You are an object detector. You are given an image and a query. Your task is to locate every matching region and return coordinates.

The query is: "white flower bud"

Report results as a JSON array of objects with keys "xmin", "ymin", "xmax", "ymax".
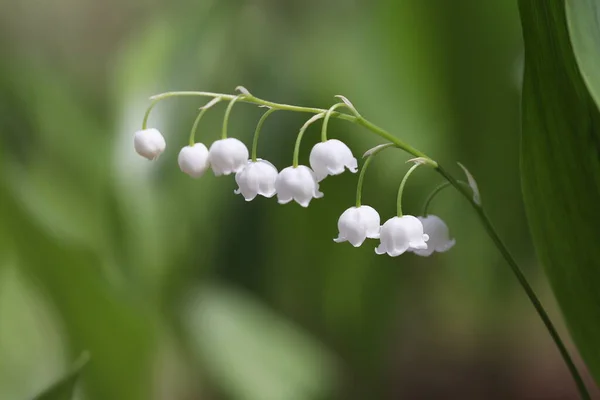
[
  {"xmin": 375, "ymin": 215, "xmax": 429, "ymax": 257},
  {"xmin": 309, "ymin": 139, "xmax": 358, "ymax": 181},
  {"xmin": 178, "ymin": 143, "xmax": 210, "ymax": 178},
  {"xmin": 234, "ymin": 159, "xmax": 278, "ymax": 201},
  {"xmin": 208, "ymin": 138, "xmax": 249, "ymax": 176},
  {"xmin": 334, "ymin": 206, "xmax": 381, "ymax": 247},
  {"xmin": 412, "ymin": 215, "xmax": 455, "ymax": 257},
  {"xmin": 134, "ymin": 128, "xmax": 166, "ymax": 160},
  {"xmin": 275, "ymin": 165, "xmax": 323, "ymax": 207}
]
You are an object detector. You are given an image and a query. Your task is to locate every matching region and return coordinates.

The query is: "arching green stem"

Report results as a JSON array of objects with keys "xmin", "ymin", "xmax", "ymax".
[
  {"xmin": 189, "ymin": 98, "xmax": 222, "ymax": 146},
  {"xmin": 221, "ymin": 95, "xmax": 243, "ymax": 139},
  {"xmin": 293, "ymin": 113, "xmax": 325, "ymax": 168},
  {"xmin": 356, "ymin": 156, "xmax": 375, "ymax": 208},
  {"xmin": 396, "ymin": 163, "xmax": 422, "ymax": 217},
  {"xmin": 251, "ymin": 108, "xmax": 277, "ymax": 162},
  {"xmin": 142, "ymin": 99, "xmax": 160, "ymax": 130},
  {"xmin": 356, "ymin": 143, "xmax": 397, "ymax": 207},
  {"xmin": 422, "ymin": 180, "xmax": 470, "ymax": 216},
  {"xmin": 144, "ymin": 91, "xmax": 434, "ymax": 164},
  {"xmin": 321, "ymin": 103, "xmax": 348, "ymax": 142}
]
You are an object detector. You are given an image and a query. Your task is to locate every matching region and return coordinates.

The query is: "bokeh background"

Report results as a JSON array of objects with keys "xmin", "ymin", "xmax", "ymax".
[{"xmin": 0, "ymin": 0, "xmax": 594, "ymax": 399}]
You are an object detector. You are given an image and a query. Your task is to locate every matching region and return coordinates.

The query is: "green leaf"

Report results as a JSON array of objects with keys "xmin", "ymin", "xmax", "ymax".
[
  {"xmin": 184, "ymin": 284, "xmax": 337, "ymax": 400},
  {"xmin": 519, "ymin": 0, "xmax": 600, "ymax": 386},
  {"xmin": 566, "ymin": 0, "xmax": 600, "ymax": 108},
  {"xmin": 32, "ymin": 352, "xmax": 90, "ymax": 400}
]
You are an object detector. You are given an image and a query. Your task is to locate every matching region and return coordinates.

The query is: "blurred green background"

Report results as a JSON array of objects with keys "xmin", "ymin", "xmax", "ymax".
[{"xmin": 0, "ymin": 0, "xmax": 593, "ymax": 399}]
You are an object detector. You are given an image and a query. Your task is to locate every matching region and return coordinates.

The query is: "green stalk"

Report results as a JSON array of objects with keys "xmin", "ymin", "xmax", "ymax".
[
  {"xmin": 221, "ymin": 95, "xmax": 243, "ymax": 139},
  {"xmin": 189, "ymin": 103, "xmax": 219, "ymax": 146},
  {"xmin": 251, "ymin": 108, "xmax": 277, "ymax": 162},
  {"xmin": 421, "ymin": 180, "xmax": 471, "ymax": 216},
  {"xmin": 143, "ymin": 91, "xmax": 434, "ymax": 165},
  {"xmin": 356, "ymin": 143, "xmax": 397, "ymax": 207},
  {"xmin": 292, "ymin": 113, "xmax": 324, "ymax": 168},
  {"xmin": 396, "ymin": 163, "xmax": 421, "ymax": 217},
  {"xmin": 321, "ymin": 103, "xmax": 347, "ymax": 142}
]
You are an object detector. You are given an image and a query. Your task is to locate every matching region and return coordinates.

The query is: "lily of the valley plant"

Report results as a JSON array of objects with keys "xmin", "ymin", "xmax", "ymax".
[{"xmin": 135, "ymin": 86, "xmax": 591, "ymax": 399}]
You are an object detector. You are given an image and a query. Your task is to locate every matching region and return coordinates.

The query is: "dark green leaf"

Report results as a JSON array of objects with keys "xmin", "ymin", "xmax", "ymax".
[
  {"xmin": 32, "ymin": 352, "xmax": 90, "ymax": 400},
  {"xmin": 519, "ymin": 0, "xmax": 600, "ymax": 385}
]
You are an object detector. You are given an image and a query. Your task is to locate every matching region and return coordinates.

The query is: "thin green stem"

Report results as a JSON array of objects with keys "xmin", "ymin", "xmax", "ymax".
[
  {"xmin": 436, "ymin": 165, "xmax": 590, "ymax": 400},
  {"xmin": 356, "ymin": 143, "xmax": 397, "ymax": 207},
  {"xmin": 321, "ymin": 103, "xmax": 347, "ymax": 142},
  {"xmin": 188, "ymin": 99, "xmax": 222, "ymax": 146},
  {"xmin": 251, "ymin": 108, "xmax": 277, "ymax": 162},
  {"xmin": 142, "ymin": 100, "xmax": 160, "ymax": 130},
  {"xmin": 149, "ymin": 91, "xmax": 327, "ymax": 113},
  {"xmin": 221, "ymin": 95, "xmax": 243, "ymax": 139},
  {"xmin": 355, "ymin": 117, "xmax": 433, "ymax": 164},
  {"xmin": 396, "ymin": 163, "xmax": 421, "ymax": 217},
  {"xmin": 422, "ymin": 180, "xmax": 470, "ymax": 216},
  {"xmin": 356, "ymin": 156, "xmax": 374, "ymax": 207},
  {"xmin": 145, "ymin": 91, "xmax": 436, "ymax": 165},
  {"xmin": 293, "ymin": 113, "xmax": 325, "ymax": 168}
]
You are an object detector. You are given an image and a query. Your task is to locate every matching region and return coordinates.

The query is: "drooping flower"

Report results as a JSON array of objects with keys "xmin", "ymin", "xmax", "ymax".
[
  {"xmin": 412, "ymin": 215, "xmax": 455, "ymax": 257},
  {"xmin": 275, "ymin": 165, "xmax": 323, "ymax": 207},
  {"xmin": 208, "ymin": 138, "xmax": 249, "ymax": 176},
  {"xmin": 375, "ymin": 215, "xmax": 429, "ymax": 257},
  {"xmin": 333, "ymin": 206, "xmax": 381, "ymax": 247},
  {"xmin": 309, "ymin": 139, "xmax": 358, "ymax": 181},
  {"xmin": 234, "ymin": 159, "xmax": 278, "ymax": 201},
  {"xmin": 134, "ymin": 128, "xmax": 166, "ymax": 160},
  {"xmin": 178, "ymin": 143, "xmax": 210, "ymax": 178}
]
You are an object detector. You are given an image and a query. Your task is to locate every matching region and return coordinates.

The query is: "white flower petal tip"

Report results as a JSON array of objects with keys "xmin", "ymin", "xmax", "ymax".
[
  {"xmin": 208, "ymin": 138, "xmax": 249, "ymax": 176},
  {"xmin": 412, "ymin": 215, "xmax": 456, "ymax": 257},
  {"xmin": 309, "ymin": 139, "xmax": 358, "ymax": 182},
  {"xmin": 274, "ymin": 165, "xmax": 323, "ymax": 207},
  {"xmin": 333, "ymin": 205, "xmax": 381, "ymax": 247},
  {"xmin": 234, "ymin": 159, "xmax": 278, "ymax": 201},
  {"xmin": 375, "ymin": 215, "xmax": 429, "ymax": 257},
  {"xmin": 134, "ymin": 128, "xmax": 166, "ymax": 160},
  {"xmin": 178, "ymin": 143, "xmax": 210, "ymax": 178}
]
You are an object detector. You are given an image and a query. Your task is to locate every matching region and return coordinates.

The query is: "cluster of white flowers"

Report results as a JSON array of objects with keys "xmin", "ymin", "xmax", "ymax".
[
  {"xmin": 134, "ymin": 106, "xmax": 455, "ymax": 257},
  {"xmin": 334, "ymin": 207, "xmax": 454, "ymax": 257},
  {"xmin": 133, "ymin": 128, "xmax": 356, "ymax": 207}
]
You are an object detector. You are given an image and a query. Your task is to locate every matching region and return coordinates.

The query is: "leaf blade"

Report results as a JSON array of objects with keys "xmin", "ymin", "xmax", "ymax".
[
  {"xmin": 566, "ymin": 0, "xmax": 600, "ymax": 108},
  {"xmin": 519, "ymin": 0, "xmax": 600, "ymax": 386},
  {"xmin": 33, "ymin": 352, "xmax": 90, "ymax": 400}
]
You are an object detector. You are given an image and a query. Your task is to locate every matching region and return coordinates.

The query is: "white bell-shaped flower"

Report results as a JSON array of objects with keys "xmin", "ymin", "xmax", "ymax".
[
  {"xmin": 178, "ymin": 143, "xmax": 210, "ymax": 178},
  {"xmin": 234, "ymin": 159, "xmax": 278, "ymax": 201},
  {"xmin": 333, "ymin": 206, "xmax": 381, "ymax": 247},
  {"xmin": 412, "ymin": 215, "xmax": 455, "ymax": 257},
  {"xmin": 375, "ymin": 215, "xmax": 429, "ymax": 257},
  {"xmin": 208, "ymin": 138, "xmax": 249, "ymax": 176},
  {"xmin": 134, "ymin": 128, "xmax": 166, "ymax": 160},
  {"xmin": 309, "ymin": 139, "xmax": 358, "ymax": 181},
  {"xmin": 275, "ymin": 165, "xmax": 323, "ymax": 207}
]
